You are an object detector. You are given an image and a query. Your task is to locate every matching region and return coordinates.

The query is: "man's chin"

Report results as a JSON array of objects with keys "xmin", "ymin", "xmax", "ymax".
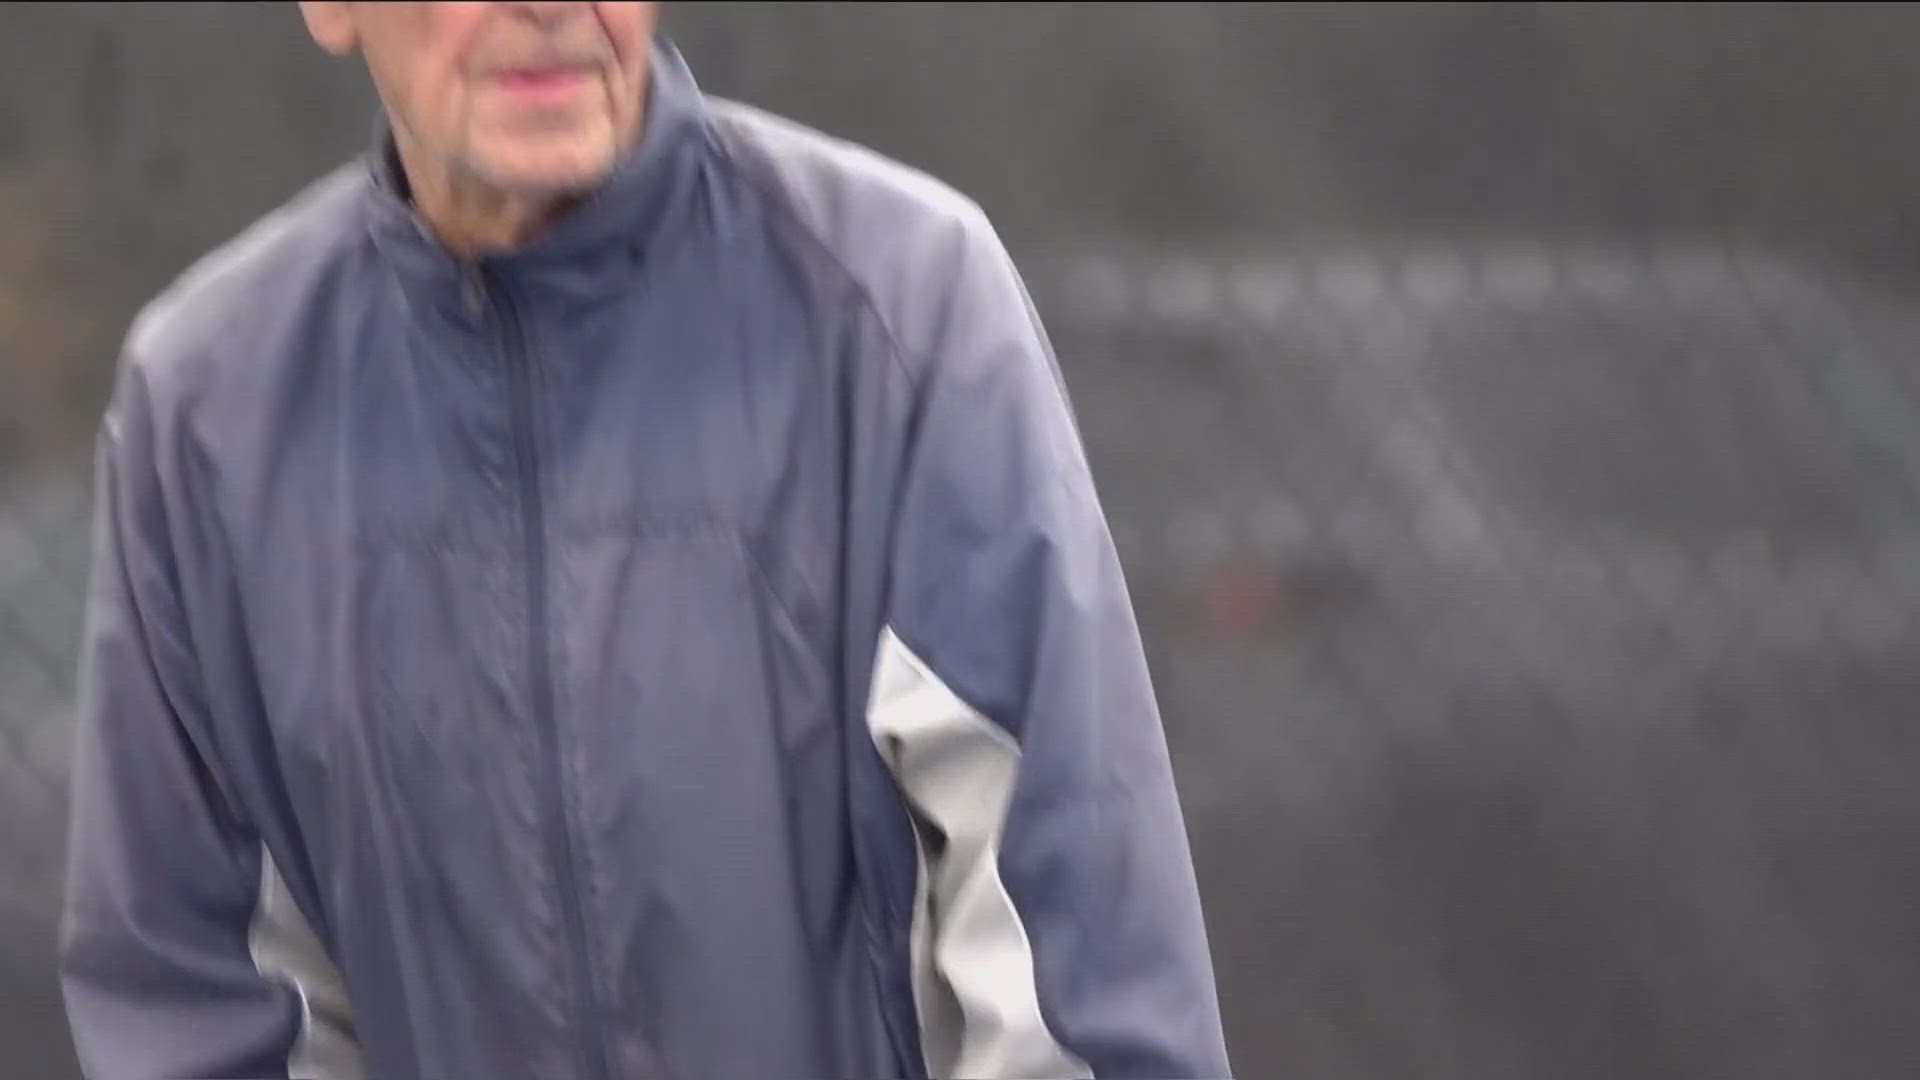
[
  {"xmin": 494, "ymin": 168, "xmax": 614, "ymax": 203},
  {"xmin": 473, "ymin": 148, "xmax": 619, "ymax": 203}
]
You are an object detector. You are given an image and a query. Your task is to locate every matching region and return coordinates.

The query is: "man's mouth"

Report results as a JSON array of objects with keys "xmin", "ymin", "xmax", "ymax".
[{"xmin": 493, "ymin": 65, "xmax": 591, "ymax": 104}]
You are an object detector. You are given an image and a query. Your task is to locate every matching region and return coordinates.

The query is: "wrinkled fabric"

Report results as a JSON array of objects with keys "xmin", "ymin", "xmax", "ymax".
[{"xmin": 60, "ymin": 40, "xmax": 1231, "ymax": 1080}]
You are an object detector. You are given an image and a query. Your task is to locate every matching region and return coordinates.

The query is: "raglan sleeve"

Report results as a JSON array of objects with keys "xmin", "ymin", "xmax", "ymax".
[
  {"xmin": 865, "ymin": 211, "xmax": 1235, "ymax": 1080},
  {"xmin": 59, "ymin": 370, "xmax": 320, "ymax": 1080}
]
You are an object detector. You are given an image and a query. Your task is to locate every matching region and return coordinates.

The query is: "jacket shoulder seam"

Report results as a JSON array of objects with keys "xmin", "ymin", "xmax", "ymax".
[{"xmin": 702, "ymin": 112, "xmax": 926, "ymax": 395}]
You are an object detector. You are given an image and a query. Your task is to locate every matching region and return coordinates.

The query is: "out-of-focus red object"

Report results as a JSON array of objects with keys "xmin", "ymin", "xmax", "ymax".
[{"xmin": 1201, "ymin": 559, "xmax": 1283, "ymax": 640}]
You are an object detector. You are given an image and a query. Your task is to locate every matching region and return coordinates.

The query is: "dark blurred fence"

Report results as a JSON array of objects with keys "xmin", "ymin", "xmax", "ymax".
[{"xmin": 7, "ymin": 5, "xmax": 1920, "ymax": 1079}]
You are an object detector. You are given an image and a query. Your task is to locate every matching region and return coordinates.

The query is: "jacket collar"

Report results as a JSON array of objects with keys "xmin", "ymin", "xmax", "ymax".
[{"xmin": 363, "ymin": 37, "xmax": 708, "ymax": 321}]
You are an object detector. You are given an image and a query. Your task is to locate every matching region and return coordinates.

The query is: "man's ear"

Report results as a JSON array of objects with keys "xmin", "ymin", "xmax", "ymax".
[{"xmin": 298, "ymin": 2, "xmax": 359, "ymax": 56}]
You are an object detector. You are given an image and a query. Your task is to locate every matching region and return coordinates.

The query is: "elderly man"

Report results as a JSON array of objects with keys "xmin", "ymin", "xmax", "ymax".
[{"xmin": 59, "ymin": 4, "xmax": 1231, "ymax": 1078}]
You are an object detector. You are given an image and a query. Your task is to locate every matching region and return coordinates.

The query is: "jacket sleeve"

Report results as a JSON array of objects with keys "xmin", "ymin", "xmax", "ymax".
[
  {"xmin": 59, "ymin": 384, "xmax": 318, "ymax": 1079},
  {"xmin": 864, "ymin": 216, "xmax": 1234, "ymax": 1079}
]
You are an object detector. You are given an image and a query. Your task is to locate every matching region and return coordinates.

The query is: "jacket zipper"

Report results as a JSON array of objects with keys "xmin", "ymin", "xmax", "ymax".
[{"xmin": 479, "ymin": 268, "xmax": 615, "ymax": 1080}]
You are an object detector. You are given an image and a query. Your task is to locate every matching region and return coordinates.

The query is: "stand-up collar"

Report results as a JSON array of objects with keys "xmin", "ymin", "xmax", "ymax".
[{"xmin": 364, "ymin": 37, "xmax": 709, "ymax": 319}]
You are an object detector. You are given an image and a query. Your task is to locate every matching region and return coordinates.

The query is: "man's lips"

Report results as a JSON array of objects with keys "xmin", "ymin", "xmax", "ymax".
[{"xmin": 492, "ymin": 66, "xmax": 591, "ymax": 103}]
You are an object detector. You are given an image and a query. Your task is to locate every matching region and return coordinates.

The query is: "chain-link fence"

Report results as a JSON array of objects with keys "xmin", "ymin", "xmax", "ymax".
[
  {"xmin": 0, "ymin": 460, "xmax": 87, "ymax": 921},
  {"xmin": 0, "ymin": 458, "xmax": 91, "ymax": 1079},
  {"xmin": 8, "ymin": 5, "xmax": 1920, "ymax": 1079},
  {"xmin": 1026, "ymin": 242, "xmax": 1920, "ymax": 1076}
]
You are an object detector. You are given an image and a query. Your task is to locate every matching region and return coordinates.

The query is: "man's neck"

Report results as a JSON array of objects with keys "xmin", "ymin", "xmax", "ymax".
[{"xmin": 394, "ymin": 137, "xmax": 573, "ymax": 259}]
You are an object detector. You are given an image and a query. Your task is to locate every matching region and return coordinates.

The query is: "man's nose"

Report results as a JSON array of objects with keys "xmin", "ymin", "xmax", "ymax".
[{"xmin": 502, "ymin": 2, "xmax": 591, "ymax": 30}]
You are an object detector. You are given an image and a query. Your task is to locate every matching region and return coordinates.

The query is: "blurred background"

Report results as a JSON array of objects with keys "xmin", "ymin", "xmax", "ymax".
[{"xmin": 6, "ymin": 4, "xmax": 1920, "ymax": 1078}]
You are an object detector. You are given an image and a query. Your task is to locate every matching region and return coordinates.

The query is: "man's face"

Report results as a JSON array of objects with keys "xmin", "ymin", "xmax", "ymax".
[{"xmin": 302, "ymin": 2, "xmax": 657, "ymax": 198}]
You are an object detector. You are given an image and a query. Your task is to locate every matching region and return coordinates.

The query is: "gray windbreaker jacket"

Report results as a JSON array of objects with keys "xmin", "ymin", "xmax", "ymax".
[{"xmin": 60, "ymin": 40, "xmax": 1231, "ymax": 1080}]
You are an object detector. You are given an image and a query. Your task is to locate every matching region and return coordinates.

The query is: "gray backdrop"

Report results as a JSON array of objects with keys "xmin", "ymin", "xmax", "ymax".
[{"xmin": 5, "ymin": 4, "xmax": 1920, "ymax": 1078}]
